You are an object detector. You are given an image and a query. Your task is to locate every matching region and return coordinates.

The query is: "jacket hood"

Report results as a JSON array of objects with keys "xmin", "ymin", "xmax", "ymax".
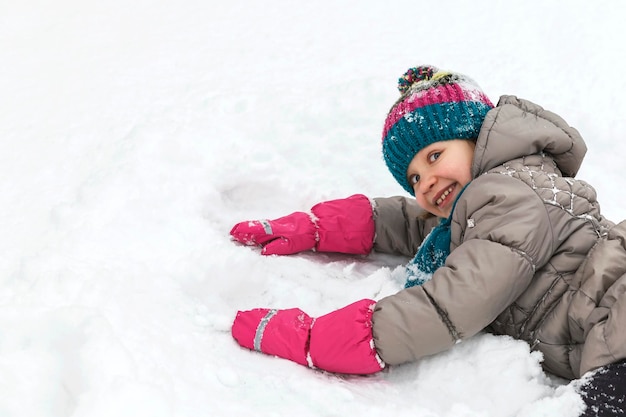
[{"xmin": 472, "ymin": 95, "xmax": 587, "ymax": 178}]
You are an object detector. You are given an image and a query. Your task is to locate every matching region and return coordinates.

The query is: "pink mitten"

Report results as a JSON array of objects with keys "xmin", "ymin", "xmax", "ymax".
[
  {"xmin": 232, "ymin": 299, "xmax": 385, "ymax": 375},
  {"xmin": 309, "ymin": 299, "xmax": 385, "ymax": 374},
  {"xmin": 231, "ymin": 307, "xmax": 313, "ymax": 366},
  {"xmin": 229, "ymin": 194, "xmax": 375, "ymax": 256}
]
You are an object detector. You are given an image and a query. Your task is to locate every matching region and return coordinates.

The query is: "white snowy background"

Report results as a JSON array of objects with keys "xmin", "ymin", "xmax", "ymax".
[{"xmin": 1, "ymin": 1, "xmax": 625, "ymax": 416}]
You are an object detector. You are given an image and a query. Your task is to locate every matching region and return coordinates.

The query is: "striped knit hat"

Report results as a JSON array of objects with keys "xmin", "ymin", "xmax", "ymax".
[{"xmin": 382, "ymin": 65, "xmax": 494, "ymax": 195}]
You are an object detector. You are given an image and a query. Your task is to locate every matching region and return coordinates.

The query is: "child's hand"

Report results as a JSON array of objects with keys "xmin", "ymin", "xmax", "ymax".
[
  {"xmin": 229, "ymin": 211, "xmax": 317, "ymax": 255},
  {"xmin": 229, "ymin": 194, "xmax": 376, "ymax": 256},
  {"xmin": 231, "ymin": 299, "xmax": 385, "ymax": 374}
]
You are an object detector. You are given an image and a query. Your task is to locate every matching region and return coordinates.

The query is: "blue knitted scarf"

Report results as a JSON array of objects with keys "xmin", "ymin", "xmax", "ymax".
[{"xmin": 404, "ymin": 185, "xmax": 468, "ymax": 288}]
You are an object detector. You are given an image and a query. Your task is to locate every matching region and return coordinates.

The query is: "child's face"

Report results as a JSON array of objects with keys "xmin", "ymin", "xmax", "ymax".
[{"xmin": 406, "ymin": 139, "xmax": 475, "ymax": 218}]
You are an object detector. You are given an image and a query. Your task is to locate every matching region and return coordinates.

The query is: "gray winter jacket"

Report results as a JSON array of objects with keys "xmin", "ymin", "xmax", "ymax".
[{"xmin": 371, "ymin": 95, "xmax": 626, "ymax": 380}]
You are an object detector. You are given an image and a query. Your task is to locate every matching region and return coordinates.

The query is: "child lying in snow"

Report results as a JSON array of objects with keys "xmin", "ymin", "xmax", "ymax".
[{"xmin": 229, "ymin": 65, "xmax": 626, "ymax": 416}]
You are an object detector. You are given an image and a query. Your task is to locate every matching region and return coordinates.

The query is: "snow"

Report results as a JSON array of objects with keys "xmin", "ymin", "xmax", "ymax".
[{"xmin": 1, "ymin": 0, "xmax": 625, "ymax": 416}]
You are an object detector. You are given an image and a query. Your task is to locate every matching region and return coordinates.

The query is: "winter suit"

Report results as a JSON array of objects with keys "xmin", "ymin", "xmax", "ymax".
[{"xmin": 371, "ymin": 95, "xmax": 626, "ymax": 380}]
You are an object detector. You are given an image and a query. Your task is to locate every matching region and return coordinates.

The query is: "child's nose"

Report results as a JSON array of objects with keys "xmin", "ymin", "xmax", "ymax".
[{"xmin": 418, "ymin": 173, "xmax": 436, "ymax": 193}]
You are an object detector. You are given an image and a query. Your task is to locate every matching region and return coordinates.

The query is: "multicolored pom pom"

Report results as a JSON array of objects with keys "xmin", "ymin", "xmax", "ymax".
[{"xmin": 397, "ymin": 66, "xmax": 435, "ymax": 94}]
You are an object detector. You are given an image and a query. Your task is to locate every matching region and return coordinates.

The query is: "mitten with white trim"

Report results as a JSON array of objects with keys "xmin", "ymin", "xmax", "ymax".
[
  {"xmin": 229, "ymin": 194, "xmax": 375, "ymax": 255},
  {"xmin": 231, "ymin": 299, "xmax": 385, "ymax": 375}
]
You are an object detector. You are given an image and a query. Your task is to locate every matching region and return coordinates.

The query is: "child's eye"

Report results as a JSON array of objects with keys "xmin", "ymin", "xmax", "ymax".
[
  {"xmin": 428, "ymin": 152, "xmax": 441, "ymax": 162},
  {"xmin": 408, "ymin": 174, "xmax": 420, "ymax": 185}
]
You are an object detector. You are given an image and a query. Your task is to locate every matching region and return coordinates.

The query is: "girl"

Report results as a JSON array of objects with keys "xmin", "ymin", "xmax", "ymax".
[{"xmin": 229, "ymin": 66, "xmax": 626, "ymax": 416}]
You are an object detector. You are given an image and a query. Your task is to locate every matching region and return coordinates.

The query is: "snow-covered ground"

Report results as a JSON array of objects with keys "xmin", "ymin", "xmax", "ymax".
[{"xmin": 1, "ymin": 1, "xmax": 625, "ymax": 416}]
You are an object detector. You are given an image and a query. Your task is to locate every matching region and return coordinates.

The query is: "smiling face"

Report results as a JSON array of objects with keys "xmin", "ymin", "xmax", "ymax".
[{"xmin": 406, "ymin": 139, "xmax": 475, "ymax": 218}]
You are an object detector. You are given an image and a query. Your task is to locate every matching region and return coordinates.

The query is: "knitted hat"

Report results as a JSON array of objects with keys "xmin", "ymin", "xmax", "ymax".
[{"xmin": 382, "ymin": 65, "xmax": 494, "ymax": 195}]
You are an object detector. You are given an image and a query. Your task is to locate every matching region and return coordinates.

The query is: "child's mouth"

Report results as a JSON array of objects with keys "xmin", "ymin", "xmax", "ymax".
[{"xmin": 436, "ymin": 185, "xmax": 455, "ymax": 207}]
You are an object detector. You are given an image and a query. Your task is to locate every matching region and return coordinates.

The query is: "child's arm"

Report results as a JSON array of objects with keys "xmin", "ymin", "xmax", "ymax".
[
  {"xmin": 229, "ymin": 194, "xmax": 375, "ymax": 255},
  {"xmin": 371, "ymin": 175, "xmax": 555, "ymax": 366},
  {"xmin": 372, "ymin": 196, "xmax": 440, "ymax": 256},
  {"xmin": 230, "ymin": 195, "xmax": 438, "ymax": 257}
]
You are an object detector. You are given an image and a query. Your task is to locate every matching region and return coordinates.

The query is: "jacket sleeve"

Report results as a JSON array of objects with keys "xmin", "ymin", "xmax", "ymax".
[
  {"xmin": 372, "ymin": 196, "xmax": 440, "ymax": 256},
  {"xmin": 371, "ymin": 174, "xmax": 556, "ymax": 365}
]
